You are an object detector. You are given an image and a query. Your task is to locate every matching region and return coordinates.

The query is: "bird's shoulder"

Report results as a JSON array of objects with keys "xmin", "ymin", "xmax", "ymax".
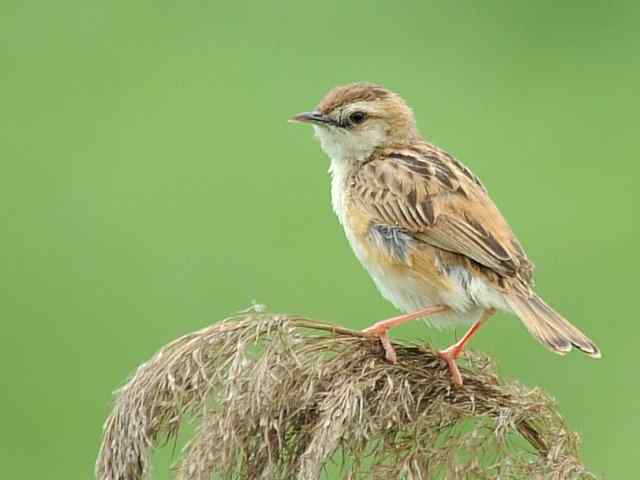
[{"xmin": 349, "ymin": 141, "xmax": 535, "ymax": 286}]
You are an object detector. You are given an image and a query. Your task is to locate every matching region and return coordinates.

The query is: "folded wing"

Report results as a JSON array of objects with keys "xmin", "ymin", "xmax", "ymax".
[{"xmin": 351, "ymin": 143, "xmax": 534, "ymax": 286}]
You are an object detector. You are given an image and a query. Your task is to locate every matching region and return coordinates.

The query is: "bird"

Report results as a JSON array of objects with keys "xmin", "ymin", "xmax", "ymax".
[{"xmin": 289, "ymin": 83, "xmax": 600, "ymax": 386}]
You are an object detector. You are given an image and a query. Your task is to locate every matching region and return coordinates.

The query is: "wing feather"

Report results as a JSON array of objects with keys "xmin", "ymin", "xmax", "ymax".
[{"xmin": 352, "ymin": 143, "xmax": 534, "ymax": 284}]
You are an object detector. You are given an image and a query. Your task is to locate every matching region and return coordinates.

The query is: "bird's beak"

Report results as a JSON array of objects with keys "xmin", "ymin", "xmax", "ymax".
[{"xmin": 288, "ymin": 111, "xmax": 334, "ymax": 126}]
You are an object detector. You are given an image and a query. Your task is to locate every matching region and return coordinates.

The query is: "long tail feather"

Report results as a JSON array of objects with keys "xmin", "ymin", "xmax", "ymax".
[{"xmin": 506, "ymin": 293, "xmax": 601, "ymax": 358}]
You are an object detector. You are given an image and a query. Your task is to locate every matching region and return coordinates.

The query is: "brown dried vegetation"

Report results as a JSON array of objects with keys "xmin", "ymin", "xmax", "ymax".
[{"xmin": 96, "ymin": 307, "xmax": 596, "ymax": 480}]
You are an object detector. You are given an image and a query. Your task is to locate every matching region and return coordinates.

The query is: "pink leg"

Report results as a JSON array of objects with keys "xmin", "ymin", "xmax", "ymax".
[
  {"xmin": 438, "ymin": 308, "xmax": 496, "ymax": 386},
  {"xmin": 363, "ymin": 305, "xmax": 449, "ymax": 363}
]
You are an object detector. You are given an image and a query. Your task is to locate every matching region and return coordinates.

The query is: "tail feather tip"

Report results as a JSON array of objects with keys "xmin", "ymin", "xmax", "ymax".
[
  {"xmin": 583, "ymin": 345, "xmax": 602, "ymax": 359},
  {"xmin": 508, "ymin": 293, "xmax": 602, "ymax": 360}
]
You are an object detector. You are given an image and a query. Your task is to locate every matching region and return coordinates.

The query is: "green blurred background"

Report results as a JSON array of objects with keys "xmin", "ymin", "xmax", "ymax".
[{"xmin": 1, "ymin": 1, "xmax": 638, "ymax": 478}]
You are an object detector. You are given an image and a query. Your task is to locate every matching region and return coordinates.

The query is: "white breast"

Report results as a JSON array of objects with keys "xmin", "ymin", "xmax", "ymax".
[
  {"xmin": 329, "ymin": 157, "xmax": 371, "ymax": 271},
  {"xmin": 328, "ymin": 159, "xmax": 349, "ymax": 225}
]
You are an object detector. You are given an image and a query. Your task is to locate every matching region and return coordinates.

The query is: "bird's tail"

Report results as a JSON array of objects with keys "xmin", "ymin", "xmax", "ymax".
[{"xmin": 505, "ymin": 293, "xmax": 601, "ymax": 358}]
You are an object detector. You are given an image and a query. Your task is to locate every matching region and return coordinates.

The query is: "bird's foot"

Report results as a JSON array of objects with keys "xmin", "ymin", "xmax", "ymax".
[
  {"xmin": 438, "ymin": 345, "xmax": 464, "ymax": 387},
  {"xmin": 362, "ymin": 324, "xmax": 397, "ymax": 364}
]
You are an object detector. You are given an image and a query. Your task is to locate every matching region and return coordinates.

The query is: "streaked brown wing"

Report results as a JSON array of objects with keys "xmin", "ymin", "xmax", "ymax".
[{"xmin": 351, "ymin": 143, "xmax": 534, "ymax": 284}]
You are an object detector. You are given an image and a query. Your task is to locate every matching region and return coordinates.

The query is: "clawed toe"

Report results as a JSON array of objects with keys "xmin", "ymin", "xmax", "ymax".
[
  {"xmin": 362, "ymin": 325, "xmax": 397, "ymax": 364},
  {"xmin": 379, "ymin": 333, "xmax": 397, "ymax": 363},
  {"xmin": 438, "ymin": 349, "xmax": 464, "ymax": 386}
]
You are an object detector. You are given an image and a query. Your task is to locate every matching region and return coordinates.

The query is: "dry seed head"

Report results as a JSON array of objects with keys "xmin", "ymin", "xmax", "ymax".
[{"xmin": 96, "ymin": 307, "xmax": 596, "ymax": 480}]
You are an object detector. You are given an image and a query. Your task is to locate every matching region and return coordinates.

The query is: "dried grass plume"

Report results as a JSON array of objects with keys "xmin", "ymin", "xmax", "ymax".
[{"xmin": 96, "ymin": 306, "xmax": 596, "ymax": 479}]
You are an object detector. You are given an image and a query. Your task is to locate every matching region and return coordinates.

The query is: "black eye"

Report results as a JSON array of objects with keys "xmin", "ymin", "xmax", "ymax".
[{"xmin": 349, "ymin": 111, "xmax": 367, "ymax": 125}]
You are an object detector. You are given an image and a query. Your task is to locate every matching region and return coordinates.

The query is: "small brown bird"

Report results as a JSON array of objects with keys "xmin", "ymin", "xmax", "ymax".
[{"xmin": 289, "ymin": 83, "xmax": 600, "ymax": 385}]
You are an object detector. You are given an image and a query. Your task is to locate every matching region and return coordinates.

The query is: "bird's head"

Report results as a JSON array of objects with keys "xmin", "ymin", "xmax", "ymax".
[{"xmin": 290, "ymin": 83, "xmax": 418, "ymax": 164}]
